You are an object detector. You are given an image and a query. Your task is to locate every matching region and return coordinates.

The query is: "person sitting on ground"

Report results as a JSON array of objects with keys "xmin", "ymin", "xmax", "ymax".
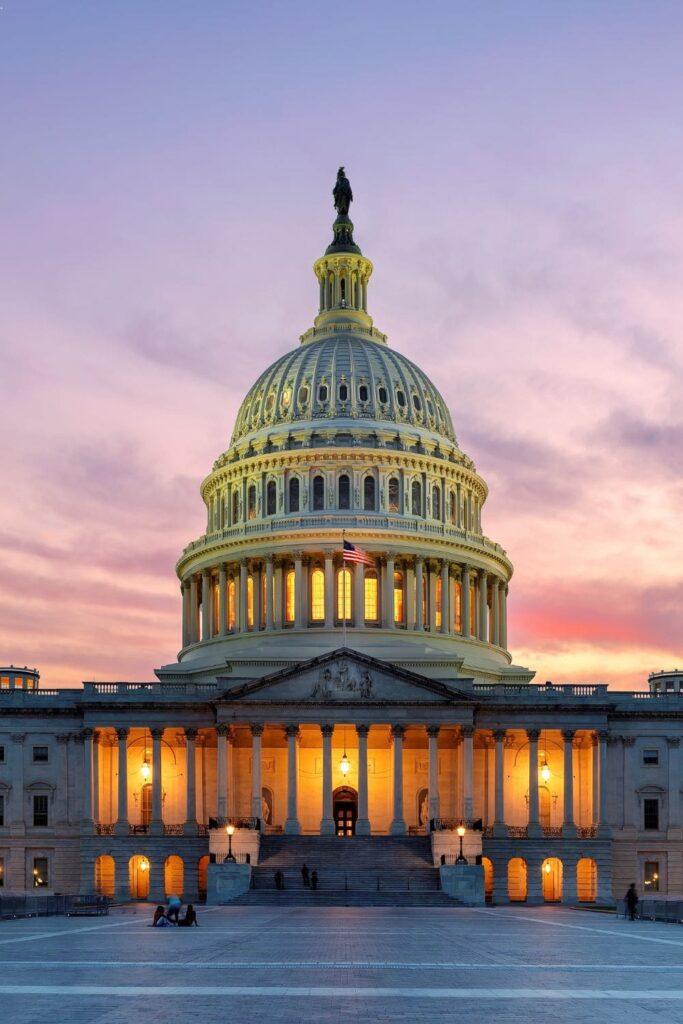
[
  {"xmin": 153, "ymin": 905, "xmax": 174, "ymax": 927},
  {"xmin": 178, "ymin": 903, "xmax": 198, "ymax": 927}
]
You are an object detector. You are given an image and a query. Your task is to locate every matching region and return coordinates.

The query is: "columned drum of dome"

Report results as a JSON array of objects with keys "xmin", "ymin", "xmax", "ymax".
[{"xmin": 169, "ymin": 172, "xmax": 530, "ymax": 686}]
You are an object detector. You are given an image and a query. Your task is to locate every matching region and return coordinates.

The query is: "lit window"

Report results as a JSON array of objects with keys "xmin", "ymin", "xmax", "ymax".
[
  {"xmin": 338, "ymin": 474, "xmax": 350, "ymax": 509},
  {"xmin": 261, "ymin": 572, "xmax": 267, "ymax": 628},
  {"xmin": 32, "ymin": 746, "xmax": 48, "ymax": 763},
  {"xmin": 266, "ymin": 481, "xmax": 276, "ymax": 516},
  {"xmin": 393, "ymin": 571, "xmax": 404, "ymax": 624},
  {"xmin": 33, "ymin": 856, "xmax": 48, "ymax": 888},
  {"xmin": 289, "ymin": 477, "xmax": 300, "ymax": 513},
  {"xmin": 388, "ymin": 477, "xmax": 399, "ymax": 512},
  {"xmin": 1, "ymin": 676, "xmax": 10, "ymax": 689},
  {"xmin": 435, "ymin": 576, "xmax": 442, "ymax": 629},
  {"xmin": 248, "ymin": 485, "xmax": 257, "ymax": 520},
  {"xmin": 363, "ymin": 476, "xmax": 376, "ymax": 511},
  {"xmin": 33, "ymin": 795, "xmax": 48, "ymax": 827},
  {"xmin": 454, "ymin": 580, "xmax": 462, "ymax": 632},
  {"xmin": 364, "ymin": 572, "xmax": 378, "ymax": 622},
  {"xmin": 281, "ymin": 387, "xmax": 291, "ymax": 410},
  {"xmin": 432, "ymin": 485, "xmax": 440, "ymax": 520},
  {"xmin": 337, "ymin": 568, "xmax": 352, "ymax": 621},
  {"xmin": 247, "ymin": 575, "xmax": 254, "ymax": 628},
  {"xmin": 265, "ymin": 392, "xmax": 275, "ymax": 415},
  {"xmin": 313, "ymin": 475, "xmax": 325, "ymax": 511},
  {"xmin": 643, "ymin": 799, "xmax": 660, "ymax": 830},
  {"xmin": 643, "ymin": 749, "xmax": 659, "ymax": 766},
  {"xmin": 411, "ymin": 481, "xmax": 421, "ymax": 516},
  {"xmin": 643, "ymin": 860, "xmax": 660, "ymax": 892},
  {"xmin": 311, "ymin": 568, "xmax": 325, "ymax": 622},
  {"xmin": 228, "ymin": 579, "xmax": 236, "ymax": 630},
  {"xmin": 285, "ymin": 570, "xmax": 296, "ymax": 623}
]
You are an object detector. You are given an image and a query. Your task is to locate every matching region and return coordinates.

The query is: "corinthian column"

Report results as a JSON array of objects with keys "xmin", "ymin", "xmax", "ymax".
[
  {"xmin": 390, "ymin": 726, "xmax": 406, "ymax": 834},
  {"xmin": 114, "ymin": 728, "xmax": 129, "ymax": 835},
  {"xmin": 320, "ymin": 725, "xmax": 335, "ymax": 835},
  {"xmin": 460, "ymin": 565, "xmax": 471, "ymax": 638},
  {"xmin": 477, "ymin": 570, "xmax": 487, "ymax": 641},
  {"xmin": 562, "ymin": 730, "xmax": 575, "ymax": 837},
  {"xmin": 427, "ymin": 726, "xmax": 440, "ymax": 821},
  {"xmin": 356, "ymin": 725, "xmax": 371, "ymax": 835},
  {"xmin": 527, "ymin": 728, "xmax": 541, "ymax": 837},
  {"xmin": 285, "ymin": 725, "xmax": 301, "ymax": 834},
  {"xmin": 150, "ymin": 727, "xmax": 164, "ymax": 836},
  {"xmin": 184, "ymin": 728, "xmax": 198, "ymax": 834}
]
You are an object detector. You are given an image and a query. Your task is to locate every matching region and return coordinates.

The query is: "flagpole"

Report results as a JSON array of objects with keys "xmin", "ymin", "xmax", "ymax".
[{"xmin": 342, "ymin": 528, "xmax": 347, "ymax": 647}]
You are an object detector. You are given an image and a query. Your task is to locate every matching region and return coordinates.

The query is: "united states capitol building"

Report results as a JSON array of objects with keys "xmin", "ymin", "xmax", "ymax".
[{"xmin": 1, "ymin": 172, "xmax": 682, "ymax": 906}]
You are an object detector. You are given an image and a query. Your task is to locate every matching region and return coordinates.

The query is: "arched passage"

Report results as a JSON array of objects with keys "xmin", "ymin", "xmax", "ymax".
[
  {"xmin": 508, "ymin": 857, "xmax": 527, "ymax": 902},
  {"xmin": 542, "ymin": 857, "xmax": 563, "ymax": 902},
  {"xmin": 129, "ymin": 855, "xmax": 150, "ymax": 899},
  {"xmin": 94, "ymin": 855, "xmax": 115, "ymax": 898},
  {"xmin": 164, "ymin": 855, "xmax": 184, "ymax": 899},
  {"xmin": 482, "ymin": 857, "xmax": 494, "ymax": 903},
  {"xmin": 198, "ymin": 855, "xmax": 209, "ymax": 902},
  {"xmin": 577, "ymin": 858, "xmax": 597, "ymax": 902}
]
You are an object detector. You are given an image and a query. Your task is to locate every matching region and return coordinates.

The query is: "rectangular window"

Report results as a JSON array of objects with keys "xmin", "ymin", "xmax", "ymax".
[
  {"xmin": 0, "ymin": 856, "xmax": 4, "ymax": 887},
  {"xmin": 0, "ymin": 794, "xmax": 4, "ymax": 826},
  {"xmin": 32, "ymin": 746, "xmax": 49, "ymax": 763},
  {"xmin": 643, "ymin": 860, "xmax": 660, "ymax": 892},
  {"xmin": 33, "ymin": 795, "xmax": 48, "ymax": 827},
  {"xmin": 33, "ymin": 856, "xmax": 48, "ymax": 888},
  {"xmin": 0, "ymin": 677, "xmax": 9, "ymax": 689},
  {"xmin": 0, "ymin": 745, "xmax": 4, "ymax": 763},
  {"xmin": 642, "ymin": 749, "xmax": 659, "ymax": 766},
  {"xmin": 643, "ymin": 798, "xmax": 659, "ymax": 831}
]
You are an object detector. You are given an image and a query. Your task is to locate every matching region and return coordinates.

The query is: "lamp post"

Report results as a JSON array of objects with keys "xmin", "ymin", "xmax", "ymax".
[
  {"xmin": 226, "ymin": 823, "xmax": 236, "ymax": 863},
  {"xmin": 456, "ymin": 824, "xmax": 468, "ymax": 864}
]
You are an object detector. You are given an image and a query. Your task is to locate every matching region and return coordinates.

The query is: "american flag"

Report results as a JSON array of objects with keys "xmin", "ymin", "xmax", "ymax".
[{"xmin": 342, "ymin": 539, "xmax": 375, "ymax": 566}]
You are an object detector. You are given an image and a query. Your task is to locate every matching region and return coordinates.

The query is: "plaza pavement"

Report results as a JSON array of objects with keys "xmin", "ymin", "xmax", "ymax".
[{"xmin": 0, "ymin": 904, "xmax": 682, "ymax": 1023}]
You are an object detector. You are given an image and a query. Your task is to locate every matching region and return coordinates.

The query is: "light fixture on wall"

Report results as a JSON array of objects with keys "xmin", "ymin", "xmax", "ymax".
[
  {"xmin": 139, "ymin": 858, "xmax": 149, "ymax": 872},
  {"xmin": 141, "ymin": 729, "xmax": 151, "ymax": 781},
  {"xmin": 340, "ymin": 726, "xmax": 350, "ymax": 776}
]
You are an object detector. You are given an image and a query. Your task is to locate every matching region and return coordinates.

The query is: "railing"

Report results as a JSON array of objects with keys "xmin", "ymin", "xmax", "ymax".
[
  {"xmin": 197, "ymin": 824, "xmax": 209, "ymax": 838},
  {"xmin": 213, "ymin": 852, "xmax": 252, "ymax": 865},
  {"xmin": 576, "ymin": 825, "xmax": 598, "ymax": 839},
  {"xmin": 128, "ymin": 824, "xmax": 149, "ymax": 836},
  {"xmin": 0, "ymin": 894, "xmax": 109, "ymax": 920},
  {"xmin": 208, "ymin": 816, "xmax": 260, "ymax": 831},
  {"xmin": 542, "ymin": 826, "xmax": 563, "ymax": 838},
  {"xmin": 507, "ymin": 826, "xmax": 529, "ymax": 839},
  {"xmin": 432, "ymin": 818, "xmax": 483, "ymax": 831},
  {"xmin": 95, "ymin": 823, "xmax": 114, "ymax": 835},
  {"xmin": 82, "ymin": 681, "xmax": 219, "ymax": 696},
  {"xmin": 163, "ymin": 824, "xmax": 185, "ymax": 836},
  {"xmin": 471, "ymin": 683, "xmax": 609, "ymax": 697}
]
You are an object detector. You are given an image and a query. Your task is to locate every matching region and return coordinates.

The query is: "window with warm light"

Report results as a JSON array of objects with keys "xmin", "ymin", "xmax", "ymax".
[
  {"xmin": 285, "ymin": 569, "xmax": 296, "ymax": 623},
  {"xmin": 310, "ymin": 568, "xmax": 325, "ymax": 621},
  {"xmin": 454, "ymin": 580, "xmax": 462, "ymax": 632},
  {"xmin": 261, "ymin": 572, "xmax": 268, "ymax": 627},
  {"xmin": 393, "ymin": 571, "xmax": 404, "ymax": 624},
  {"xmin": 227, "ymin": 579, "xmax": 235, "ymax": 629},
  {"xmin": 643, "ymin": 860, "xmax": 660, "ymax": 891},
  {"xmin": 247, "ymin": 575, "xmax": 254, "ymax": 628},
  {"xmin": 247, "ymin": 485, "xmax": 257, "ymax": 520},
  {"xmin": 364, "ymin": 572, "xmax": 379, "ymax": 622},
  {"xmin": 33, "ymin": 857, "xmax": 48, "ymax": 888},
  {"xmin": 435, "ymin": 577, "xmax": 442, "ymax": 629},
  {"xmin": 337, "ymin": 568, "xmax": 352, "ymax": 620},
  {"xmin": 141, "ymin": 784, "xmax": 152, "ymax": 826}
]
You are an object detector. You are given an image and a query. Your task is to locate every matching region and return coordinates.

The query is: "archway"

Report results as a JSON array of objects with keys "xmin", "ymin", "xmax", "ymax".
[
  {"xmin": 198, "ymin": 855, "xmax": 209, "ymax": 901},
  {"xmin": 482, "ymin": 857, "xmax": 494, "ymax": 903},
  {"xmin": 333, "ymin": 786, "xmax": 358, "ymax": 836},
  {"xmin": 508, "ymin": 857, "xmax": 527, "ymax": 902},
  {"xmin": 164, "ymin": 855, "xmax": 184, "ymax": 898},
  {"xmin": 542, "ymin": 857, "xmax": 563, "ymax": 902},
  {"xmin": 129, "ymin": 855, "xmax": 150, "ymax": 899},
  {"xmin": 94, "ymin": 854, "xmax": 115, "ymax": 898},
  {"xmin": 577, "ymin": 858, "xmax": 597, "ymax": 902}
]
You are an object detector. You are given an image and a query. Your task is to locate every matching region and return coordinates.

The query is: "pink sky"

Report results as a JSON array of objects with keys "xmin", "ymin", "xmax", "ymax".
[{"xmin": 1, "ymin": 2, "xmax": 681, "ymax": 690}]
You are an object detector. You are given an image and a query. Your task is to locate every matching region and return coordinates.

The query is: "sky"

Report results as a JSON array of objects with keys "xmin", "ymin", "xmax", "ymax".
[{"xmin": 1, "ymin": 0, "xmax": 681, "ymax": 690}]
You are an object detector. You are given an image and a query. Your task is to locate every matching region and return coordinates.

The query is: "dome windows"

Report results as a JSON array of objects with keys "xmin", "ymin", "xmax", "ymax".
[
  {"xmin": 377, "ymin": 385, "xmax": 388, "ymax": 404},
  {"xmin": 247, "ymin": 484, "xmax": 257, "ymax": 520},
  {"xmin": 396, "ymin": 389, "xmax": 406, "ymax": 408},
  {"xmin": 432, "ymin": 484, "xmax": 441, "ymax": 520},
  {"xmin": 358, "ymin": 384, "xmax": 369, "ymax": 403},
  {"xmin": 264, "ymin": 392, "xmax": 275, "ymax": 416},
  {"xmin": 266, "ymin": 480, "xmax": 277, "ymax": 516},
  {"xmin": 388, "ymin": 477, "xmax": 400, "ymax": 513},
  {"xmin": 338, "ymin": 474, "xmax": 351, "ymax": 510},
  {"xmin": 412, "ymin": 393, "xmax": 422, "ymax": 413},
  {"xmin": 339, "ymin": 383, "xmax": 349, "ymax": 402},
  {"xmin": 411, "ymin": 480, "xmax": 422, "ymax": 516},
  {"xmin": 364, "ymin": 571, "xmax": 379, "ymax": 623},
  {"xmin": 363, "ymin": 476, "xmax": 376, "ymax": 511},
  {"xmin": 318, "ymin": 383, "xmax": 328, "ymax": 403},
  {"xmin": 281, "ymin": 387, "xmax": 292, "ymax": 411},
  {"xmin": 312, "ymin": 475, "xmax": 325, "ymax": 511},
  {"xmin": 289, "ymin": 477, "xmax": 300, "ymax": 513},
  {"xmin": 298, "ymin": 385, "xmax": 309, "ymax": 406}
]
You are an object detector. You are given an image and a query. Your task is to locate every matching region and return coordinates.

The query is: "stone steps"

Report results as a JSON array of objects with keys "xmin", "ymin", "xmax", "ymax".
[
  {"xmin": 231, "ymin": 890, "xmax": 455, "ymax": 907},
  {"xmin": 258, "ymin": 835, "xmax": 434, "ymax": 871},
  {"xmin": 252, "ymin": 868, "xmax": 441, "ymax": 892}
]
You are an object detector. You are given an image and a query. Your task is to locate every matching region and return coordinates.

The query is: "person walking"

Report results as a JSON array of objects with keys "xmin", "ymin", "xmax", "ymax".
[
  {"xmin": 625, "ymin": 883, "xmax": 638, "ymax": 921},
  {"xmin": 311, "ymin": 869, "xmax": 318, "ymax": 891},
  {"xmin": 301, "ymin": 863, "xmax": 310, "ymax": 888}
]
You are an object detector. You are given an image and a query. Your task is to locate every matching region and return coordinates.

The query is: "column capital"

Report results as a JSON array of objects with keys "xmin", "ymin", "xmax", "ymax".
[
  {"xmin": 250, "ymin": 724, "xmax": 264, "ymax": 738},
  {"xmin": 81, "ymin": 727, "xmax": 94, "ymax": 741},
  {"xmin": 184, "ymin": 728, "xmax": 198, "ymax": 741},
  {"xmin": 285, "ymin": 724, "xmax": 300, "ymax": 739},
  {"xmin": 116, "ymin": 727, "xmax": 129, "ymax": 741},
  {"xmin": 265, "ymin": 553, "xmax": 275, "ymax": 565},
  {"xmin": 493, "ymin": 729, "xmax": 506, "ymax": 743},
  {"xmin": 667, "ymin": 736, "xmax": 681, "ymax": 748},
  {"xmin": 72, "ymin": 732, "xmax": 84, "ymax": 745},
  {"xmin": 321, "ymin": 724, "xmax": 334, "ymax": 738},
  {"xmin": 56, "ymin": 733, "xmax": 71, "ymax": 745},
  {"xmin": 150, "ymin": 727, "xmax": 164, "ymax": 740},
  {"xmin": 11, "ymin": 732, "xmax": 26, "ymax": 743},
  {"xmin": 202, "ymin": 568, "xmax": 211, "ymax": 578},
  {"xmin": 426, "ymin": 725, "xmax": 440, "ymax": 738},
  {"xmin": 216, "ymin": 724, "xmax": 230, "ymax": 738},
  {"xmin": 461, "ymin": 725, "xmax": 475, "ymax": 739},
  {"xmin": 240, "ymin": 557, "xmax": 248, "ymax": 568},
  {"xmin": 561, "ymin": 729, "xmax": 575, "ymax": 742},
  {"xmin": 460, "ymin": 563, "xmax": 471, "ymax": 578},
  {"xmin": 598, "ymin": 730, "xmax": 609, "ymax": 742},
  {"xmin": 391, "ymin": 725, "xmax": 405, "ymax": 740},
  {"xmin": 355, "ymin": 724, "xmax": 370, "ymax": 738},
  {"xmin": 526, "ymin": 728, "xmax": 540, "ymax": 742},
  {"xmin": 478, "ymin": 567, "xmax": 488, "ymax": 581},
  {"xmin": 622, "ymin": 735, "xmax": 636, "ymax": 747}
]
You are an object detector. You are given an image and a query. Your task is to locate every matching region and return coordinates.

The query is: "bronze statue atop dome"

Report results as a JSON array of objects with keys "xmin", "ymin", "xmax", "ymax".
[{"xmin": 333, "ymin": 167, "xmax": 353, "ymax": 216}]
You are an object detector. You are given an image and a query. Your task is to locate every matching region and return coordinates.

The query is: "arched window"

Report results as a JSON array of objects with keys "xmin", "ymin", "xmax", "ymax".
[
  {"xmin": 310, "ymin": 568, "xmax": 325, "ymax": 622},
  {"xmin": 337, "ymin": 568, "xmax": 352, "ymax": 621},
  {"xmin": 338, "ymin": 474, "xmax": 350, "ymax": 509},
  {"xmin": 432, "ymin": 485, "xmax": 440, "ymax": 520},
  {"xmin": 289, "ymin": 477, "xmax": 300, "ymax": 513},
  {"xmin": 313, "ymin": 475, "xmax": 325, "ymax": 511},
  {"xmin": 393, "ymin": 570, "xmax": 404, "ymax": 624},
  {"xmin": 285, "ymin": 569, "xmax": 295, "ymax": 624},
  {"xmin": 449, "ymin": 489, "xmax": 457, "ymax": 524},
  {"xmin": 363, "ymin": 476, "xmax": 376, "ymax": 511},
  {"xmin": 232, "ymin": 490, "xmax": 239, "ymax": 524},
  {"xmin": 388, "ymin": 477, "xmax": 400, "ymax": 513},
  {"xmin": 248, "ymin": 485, "xmax": 257, "ymax": 520},
  {"xmin": 340, "ymin": 277, "xmax": 346, "ymax": 301},
  {"xmin": 411, "ymin": 480, "xmax": 422, "ymax": 516},
  {"xmin": 247, "ymin": 575, "xmax": 254, "ymax": 627},
  {"xmin": 298, "ymin": 384, "xmax": 309, "ymax": 405},
  {"xmin": 364, "ymin": 570, "xmax": 379, "ymax": 623},
  {"xmin": 228, "ymin": 578, "xmax": 235, "ymax": 630},
  {"xmin": 396, "ymin": 389, "xmax": 406, "ymax": 408},
  {"xmin": 266, "ymin": 480, "xmax": 276, "ymax": 516}
]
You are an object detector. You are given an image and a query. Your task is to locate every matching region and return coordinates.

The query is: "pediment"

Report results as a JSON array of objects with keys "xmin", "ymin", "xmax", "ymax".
[{"xmin": 218, "ymin": 648, "xmax": 473, "ymax": 705}]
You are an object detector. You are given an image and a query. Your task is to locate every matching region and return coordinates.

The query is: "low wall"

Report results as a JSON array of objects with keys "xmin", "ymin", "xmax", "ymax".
[
  {"xmin": 431, "ymin": 830, "xmax": 483, "ymax": 867},
  {"xmin": 208, "ymin": 828, "xmax": 260, "ymax": 864},
  {"xmin": 440, "ymin": 864, "xmax": 485, "ymax": 906},
  {"xmin": 206, "ymin": 863, "xmax": 252, "ymax": 904}
]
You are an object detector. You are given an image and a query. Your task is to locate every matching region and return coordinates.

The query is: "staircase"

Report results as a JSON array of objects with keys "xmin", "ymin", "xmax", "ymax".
[{"xmin": 230, "ymin": 835, "xmax": 455, "ymax": 907}]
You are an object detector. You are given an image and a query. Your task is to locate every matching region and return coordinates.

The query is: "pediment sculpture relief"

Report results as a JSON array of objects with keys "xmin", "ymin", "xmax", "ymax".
[{"xmin": 310, "ymin": 659, "xmax": 373, "ymax": 700}]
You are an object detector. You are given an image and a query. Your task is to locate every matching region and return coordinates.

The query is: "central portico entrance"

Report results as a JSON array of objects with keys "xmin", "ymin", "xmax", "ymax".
[{"xmin": 333, "ymin": 786, "xmax": 358, "ymax": 836}]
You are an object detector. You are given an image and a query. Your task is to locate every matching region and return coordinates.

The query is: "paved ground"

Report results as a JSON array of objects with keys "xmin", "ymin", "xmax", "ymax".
[{"xmin": 1, "ymin": 904, "xmax": 682, "ymax": 1023}]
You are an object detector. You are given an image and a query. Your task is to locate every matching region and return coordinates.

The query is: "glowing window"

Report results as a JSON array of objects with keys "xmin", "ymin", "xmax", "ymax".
[
  {"xmin": 337, "ymin": 568, "xmax": 352, "ymax": 620},
  {"xmin": 289, "ymin": 477, "xmax": 300, "ymax": 513},
  {"xmin": 281, "ymin": 387, "xmax": 291, "ymax": 410},
  {"xmin": 432, "ymin": 485, "xmax": 440, "ymax": 520},
  {"xmin": 435, "ymin": 576, "xmax": 442, "ymax": 629},
  {"xmin": 228, "ymin": 579, "xmax": 235, "ymax": 630},
  {"xmin": 454, "ymin": 580, "xmax": 462, "ymax": 632},
  {"xmin": 364, "ymin": 571, "xmax": 378, "ymax": 622},
  {"xmin": 313, "ymin": 475, "xmax": 325, "ymax": 510},
  {"xmin": 298, "ymin": 385, "xmax": 309, "ymax": 405},
  {"xmin": 359, "ymin": 384, "xmax": 369, "ymax": 402},
  {"xmin": 388, "ymin": 477, "xmax": 399, "ymax": 513},
  {"xmin": 261, "ymin": 572, "xmax": 267, "ymax": 627},
  {"xmin": 339, "ymin": 383, "xmax": 349, "ymax": 402},
  {"xmin": 311, "ymin": 568, "xmax": 325, "ymax": 621},
  {"xmin": 247, "ymin": 575, "xmax": 254, "ymax": 627},
  {"xmin": 248, "ymin": 485, "xmax": 257, "ymax": 520},
  {"xmin": 378, "ymin": 385, "xmax": 388, "ymax": 404},
  {"xmin": 266, "ymin": 480, "xmax": 276, "ymax": 516},
  {"xmin": 285, "ymin": 569, "xmax": 296, "ymax": 623},
  {"xmin": 265, "ymin": 392, "xmax": 275, "ymax": 415},
  {"xmin": 411, "ymin": 480, "xmax": 421, "ymax": 516},
  {"xmin": 393, "ymin": 570, "xmax": 404, "ymax": 624},
  {"xmin": 338, "ymin": 474, "xmax": 350, "ymax": 509},
  {"xmin": 363, "ymin": 476, "xmax": 376, "ymax": 511}
]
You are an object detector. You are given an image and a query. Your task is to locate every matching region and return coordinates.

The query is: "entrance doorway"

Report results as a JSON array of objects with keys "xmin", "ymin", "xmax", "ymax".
[{"xmin": 333, "ymin": 786, "xmax": 358, "ymax": 836}]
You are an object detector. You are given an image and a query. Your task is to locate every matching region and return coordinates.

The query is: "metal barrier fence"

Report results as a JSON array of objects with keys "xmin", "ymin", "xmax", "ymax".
[
  {"xmin": 0, "ymin": 894, "xmax": 109, "ymax": 920},
  {"xmin": 617, "ymin": 898, "xmax": 683, "ymax": 923}
]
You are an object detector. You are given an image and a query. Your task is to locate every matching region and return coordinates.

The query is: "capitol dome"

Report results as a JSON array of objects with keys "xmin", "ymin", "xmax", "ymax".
[{"xmin": 166, "ymin": 172, "xmax": 531, "ymax": 687}]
